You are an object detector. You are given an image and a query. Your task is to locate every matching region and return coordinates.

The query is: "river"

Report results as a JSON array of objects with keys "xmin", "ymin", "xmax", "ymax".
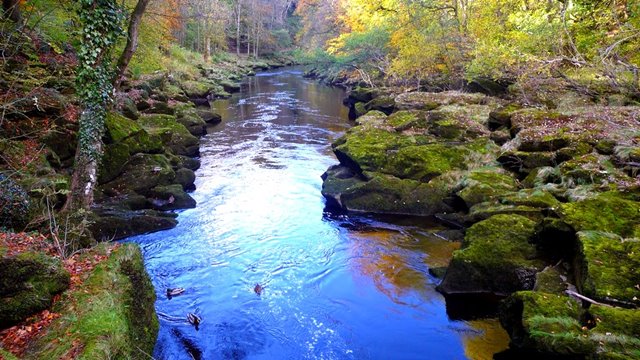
[{"xmin": 127, "ymin": 67, "xmax": 509, "ymax": 359}]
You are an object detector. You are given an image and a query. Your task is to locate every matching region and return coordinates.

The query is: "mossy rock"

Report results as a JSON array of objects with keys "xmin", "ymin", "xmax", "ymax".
[
  {"xmin": 468, "ymin": 203, "xmax": 545, "ymax": 223},
  {"xmin": 388, "ymin": 139, "xmax": 499, "ymax": 182},
  {"xmin": 99, "ymin": 142, "xmax": 131, "ymax": 184},
  {"xmin": 322, "ymin": 166, "xmax": 456, "ymax": 216},
  {"xmin": 349, "ymin": 87, "xmax": 375, "ymax": 103},
  {"xmin": 104, "ymin": 112, "xmax": 163, "ymax": 155},
  {"xmin": 147, "ymin": 184, "xmax": 196, "ymax": 211},
  {"xmin": 145, "ymin": 101, "xmax": 175, "ymax": 115},
  {"xmin": 559, "ymin": 153, "xmax": 630, "ymax": 186},
  {"xmin": 386, "ymin": 110, "xmax": 427, "ymax": 131},
  {"xmin": 332, "ymin": 127, "xmax": 416, "ymax": 173},
  {"xmin": 0, "ymin": 250, "xmax": 70, "ymax": 327},
  {"xmin": 354, "ymin": 110, "xmax": 389, "ymax": 128},
  {"xmin": 558, "ymin": 191, "xmax": 640, "ymax": 238},
  {"xmin": 100, "ymin": 154, "xmax": 176, "ymax": 197},
  {"xmin": 25, "ymin": 244, "xmax": 159, "ymax": 359},
  {"xmin": 501, "ymin": 291, "xmax": 640, "ymax": 358},
  {"xmin": 175, "ymin": 168, "xmax": 196, "ymax": 191},
  {"xmin": 91, "ymin": 206, "xmax": 178, "ymax": 241},
  {"xmin": 438, "ymin": 214, "xmax": 543, "ymax": 296},
  {"xmin": 354, "ymin": 102, "xmax": 368, "ymax": 118},
  {"xmin": 196, "ymin": 108, "xmax": 222, "ymax": 125},
  {"xmin": 176, "ymin": 112, "xmax": 207, "ymax": 136},
  {"xmin": 395, "ymin": 91, "xmax": 486, "ymax": 111},
  {"xmin": 488, "ymin": 103, "xmax": 522, "ymax": 130},
  {"xmin": 164, "ymin": 84, "xmax": 189, "ymax": 102},
  {"xmin": 456, "ymin": 167, "xmax": 519, "ymax": 208},
  {"xmin": 555, "ymin": 142, "xmax": 593, "ymax": 163},
  {"xmin": 365, "ymin": 96, "xmax": 395, "ymax": 115},
  {"xmin": 138, "ymin": 114, "xmax": 200, "ymax": 157},
  {"xmin": 427, "ymin": 105, "xmax": 491, "ymax": 140},
  {"xmin": 118, "ymin": 97, "xmax": 140, "ymax": 120},
  {"xmin": 497, "ymin": 151, "xmax": 556, "ymax": 174},
  {"xmin": 180, "ymin": 80, "xmax": 215, "ymax": 98},
  {"xmin": 500, "ymin": 291, "xmax": 591, "ymax": 355},
  {"xmin": 575, "ymin": 231, "xmax": 640, "ymax": 306},
  {"xmin": 533, "ymin": 266, "xmax": 569, "ymax": 294},
  {"xmin": 499, "ymin": 189, "xmax": 561, "ymax": 209},
  {"xmin": 219, "ymin": 80, "xmax": 241, "ymax": 92}
]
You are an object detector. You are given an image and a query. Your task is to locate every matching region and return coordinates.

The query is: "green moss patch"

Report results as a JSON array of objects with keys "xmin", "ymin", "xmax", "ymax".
[
  {"xmin": 25, "ymin": 244, "xmax": 158, "ymax": 360},
  {"xmin": 438, "ymin": 215, "xmax": 544, "ymax": 296},
  {"xmin": 575, "ymin": 231, "xmax": 640, "ymax": 305}
]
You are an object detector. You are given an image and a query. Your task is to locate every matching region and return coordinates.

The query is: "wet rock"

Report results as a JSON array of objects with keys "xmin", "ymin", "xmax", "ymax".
[
  {"xmin": 196, "ymin": 108, "xmax": 222, "ymax": 125},
  {"xmin": 147, "ymin": 184, "xmax": 196, "ymax": 211},
  {"xmin": 0, "ymin": 250, "xmax": 70, "ymax": 327},
  {"xmin": 91, "ymin": 206, "xmax": 178, "ymax": 241},
  {"xmin": 438, "ymin": 214, "xmax": 543, "ymax": 297},
  {"xmin": 175, "ymin": 168, "xmax": 196, "ymax": 191},
  {"xmin": 173, "ymin": 103, "xmax": 207, "ymax": 136}
]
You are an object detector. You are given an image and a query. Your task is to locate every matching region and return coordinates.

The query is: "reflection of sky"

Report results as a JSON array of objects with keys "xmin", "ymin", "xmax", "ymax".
[{"xmin": 127, "ymin": 68, "xmax": 507, "ymax": 359}]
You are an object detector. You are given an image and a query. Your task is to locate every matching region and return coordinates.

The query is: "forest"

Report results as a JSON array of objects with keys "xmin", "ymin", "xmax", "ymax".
[{"xmin": 1, "ymin": 0, "xmax": 639, "ymax": 359}]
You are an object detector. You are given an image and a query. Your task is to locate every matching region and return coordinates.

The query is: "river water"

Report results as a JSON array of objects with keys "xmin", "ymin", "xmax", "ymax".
[{"xmin": 128, "ymin": 68, "xmax": 509, "ymax": 359}]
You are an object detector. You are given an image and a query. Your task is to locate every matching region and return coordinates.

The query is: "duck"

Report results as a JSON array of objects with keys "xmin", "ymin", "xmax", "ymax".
[
  {"xmin": 166, "ymin": 287, "xmax": 185, "ymax": 298},
  {"xmin": 187, "ymin": 313, "xmax": 201, "ymax": 327},
  {"xmin": 254, "ymin": 283, "xmax": 264, "ymax": 295}
]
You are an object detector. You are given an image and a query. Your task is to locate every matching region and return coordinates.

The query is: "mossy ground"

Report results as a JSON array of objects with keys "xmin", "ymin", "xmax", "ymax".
[{"xmin": 25, "ymin": 244, "xmax": 158, "ymax": 360}]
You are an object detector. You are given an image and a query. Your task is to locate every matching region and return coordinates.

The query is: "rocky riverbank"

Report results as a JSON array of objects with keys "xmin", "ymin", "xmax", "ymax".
[
  {"xmin": 324, "ymin": 87, "xmax": 640, "ymax": 358},
  {"xmin": 0, "ymin": 23, "xmax": 291, "ymax": 356}
]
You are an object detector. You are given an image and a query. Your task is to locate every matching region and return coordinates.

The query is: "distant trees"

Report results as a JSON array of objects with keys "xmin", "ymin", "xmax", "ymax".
[{"xmin": 296, "ymin": 0, "xmax": 640, "ymax": 96}]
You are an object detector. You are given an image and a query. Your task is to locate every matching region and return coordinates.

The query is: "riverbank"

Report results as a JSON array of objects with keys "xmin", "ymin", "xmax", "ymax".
[
  {"xmin": 323, "ymin": 86, "xmax": 640, "ymax": 358},
  {"xmin": 0, "ymin": 21, "xmax": 292, "ymax": 356}
]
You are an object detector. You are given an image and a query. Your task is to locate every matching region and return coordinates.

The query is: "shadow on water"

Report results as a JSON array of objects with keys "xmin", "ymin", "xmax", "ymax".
[{"xmin": 127, "ymin": 67, "xmax": 509, "ymax": 359}]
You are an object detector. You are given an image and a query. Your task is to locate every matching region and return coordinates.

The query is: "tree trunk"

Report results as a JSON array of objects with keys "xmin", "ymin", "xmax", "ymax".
[
  {"xmin": 114, "ymin": 0, "xmax": 151, "ymax": 89},
  {"xmin": 236, "ymin": 0, "xmax": 241, "ymax": 55},
  {"xmin": 2, "ymin": 0, "xmax": 21, "ymax": 23},
  {"xmin": 65, "ymin": 107, "xmax": 104, "ymax": 212},
  {"xmin": 204, "ymin": 35, "xmax": 211, "ymax": 62}
]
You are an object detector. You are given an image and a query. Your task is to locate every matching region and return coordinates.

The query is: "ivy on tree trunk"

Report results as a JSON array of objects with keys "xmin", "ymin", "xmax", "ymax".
[{"xmin": 65, "ymin": 0, "xmax": 124, "ymax": 213}]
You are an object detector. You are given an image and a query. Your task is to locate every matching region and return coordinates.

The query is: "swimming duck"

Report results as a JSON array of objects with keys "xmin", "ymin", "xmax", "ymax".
[
  {"xmin": 166, "ymin": 287, "xmax": 185, "ymax": 298},
  {"xmin": 254, "ymin": 283, "xmax": 264, "ymax": 295},
  {"xmin": 187, "ymin": 313, "xmax": 201, "ymax": 327}
]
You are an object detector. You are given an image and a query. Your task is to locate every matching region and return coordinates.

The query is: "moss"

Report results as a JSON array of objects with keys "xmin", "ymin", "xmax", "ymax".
[
  {"xmin": 438, "ymin": 215, "xmax": 543, "ymax": 296},
  {"xmin": 180, "ymin": 80, "xmax": 216, "ymax": 98},
  {"xmin": 354, "ymin": 102, "xmax": 368, "ymax": 117},
  {"xmin": 456, "ymin": 167, "xmax": 519, "ymax": 208},
  {"xmin": 533, "ymin": 266, "xmax": 568, "ymax": 294},
  {"xmin": 559, "ymin": 153, "xmax": 631, "ymax": 186},
  {"xmin": 354, "ymin": 110, "xmax": 388, "ymax": 128},
  {"xmin": 558, "ymin": 191, "xmax": 640, "ymax": 238},
  {"xmin": 25, "ymin": 244, "xmax": 159, "ymax": 360},
  {"xmin": 100, "ymin": 154, "xmax": 176, "ymax": 196},
  {"xmin": 575, "ymin": 231, "xmax": 640, "ymax": 305},
  {"xmin": 104, "ymin": 112, "xmax": 163, "ymax": 154},
  {"xmin": 0, "ymin": 174, "xmax": 31, "ymax": 230},
  {"xmin": 0, "ymin": 250, "xmax": 70, "ymax": 327},
  {"xmin": 497, "ymin": 151, "xmax": 556, "ymax": 173},
  {"xmin": 99, "ymin": 143, "xmax": 130, "ymax": 184},
  {"xmin": 365, "ymin": 96, "xmax": 395, "ymax": 114},
  {"xmin": 333, "ymin": 127, "xmax": 414, "ymax": 173},
  {"xmin": 428, "ymin": 105, "xmax": 491, "ymax": 140},
  {"xmin": 386, "ymin": 110, "xmax": 427, "ymax": 131},
  {"xmin": 488, "ymin": 103, "xmax": 522, "ymax": 130},
  {"xmin": 138, "ymin": 114, "xmax": 199, "ymax": 157},
  {"xmin": 349, "ymin": 87, "xmax": 374, "ymax": 103},
  {"xmin": 500, "ymin": 291, "xmax": 591, "ymax": 355},
  {"xmin": 501, "ymin": 291, "xmax": 640, "ymax": 358},
  {"xmin": 394, "ymin": 91, "xmax": 485, "ymax": 110},
  {"xmin": 499, "ymin": 189, "xmax": 561, "ymax": 209}
]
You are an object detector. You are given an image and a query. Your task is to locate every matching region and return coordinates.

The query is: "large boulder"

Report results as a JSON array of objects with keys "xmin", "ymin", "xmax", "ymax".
[
  {"xmin": 321, "ymin": 166, "xmax": 455, "ymax": 215},
  {"xmin": 438, "ymin": 214, "xmax": 544, "ymax": 297},
  {"xmin": 394, "ymin": 91, "xmax": 487, "ymax": 111},
  {"xmin": 91, "ymin": 206, "xmax": 178, "ymax": 241},
  {"xmin": 173, "ymin": 103, "xmax": 207, "ymax": 136},
  {"xmin": 100, "ymin": 154, "xmax": 176, "ymax": 197},
  {"xmin": 455, "ymin": 167, "xmax": 519, "ymax": 208},
  {"xmin": 0, "ymin": 250, "xmax": 70, "ymax": 327}
]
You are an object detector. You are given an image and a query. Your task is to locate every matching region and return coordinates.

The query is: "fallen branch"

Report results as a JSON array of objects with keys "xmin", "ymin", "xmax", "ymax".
[{"xmin": 566, "ymin": 290, "xmax": 611, "ymax": 307}]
